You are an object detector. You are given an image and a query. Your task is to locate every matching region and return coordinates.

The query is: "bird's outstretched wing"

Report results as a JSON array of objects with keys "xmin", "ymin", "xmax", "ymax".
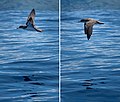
[
  {"xmin": 26, "ymin": 9, "xmax": 35, "ymax": 25},
  {"xmin": 27, "ymin": 9, "xmax": 35, "ymax": 21},
  {"xmin": 84, "ymin": 21, "xmax": 95, "ymax": 40}
]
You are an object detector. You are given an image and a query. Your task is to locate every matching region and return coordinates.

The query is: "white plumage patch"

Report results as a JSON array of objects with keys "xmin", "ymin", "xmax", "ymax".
[{"xmin": 26, "ymin": 22, "xmax": 35, "ymax": 31}]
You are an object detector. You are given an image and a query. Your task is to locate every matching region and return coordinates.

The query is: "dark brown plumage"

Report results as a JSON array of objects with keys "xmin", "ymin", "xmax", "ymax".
[
  {"xmin": 18, "ymin": 9, "xmax": 43, "ymax": 32},
  {"xmin": 80, "ymin": 18, "xmax": 104, "ymax": 40}
]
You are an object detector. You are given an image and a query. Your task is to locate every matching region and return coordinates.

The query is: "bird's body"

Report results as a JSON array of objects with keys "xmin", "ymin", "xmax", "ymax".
[
  {"xmin": 80, "ymin": 18, "xmax": 104, "ymax": 40},
  {"xmin": 18, "ymin": 9, "xmax": 42, "ymax": 32}
]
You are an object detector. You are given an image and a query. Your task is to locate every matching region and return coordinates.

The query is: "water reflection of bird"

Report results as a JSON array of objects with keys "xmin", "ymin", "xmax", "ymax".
[
  {"xmin": 18, "ymin": 9, "xmax": 43, "ymax": 32},
  {"xmin": 80, "ymin": 18, "xmax": 104, "ymax": 40}
]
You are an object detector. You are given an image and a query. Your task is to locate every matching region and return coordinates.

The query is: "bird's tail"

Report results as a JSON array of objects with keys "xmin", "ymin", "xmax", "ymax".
[{"xmin": 97, "ymin": 21, "xmax": 104, "ymax": 24}]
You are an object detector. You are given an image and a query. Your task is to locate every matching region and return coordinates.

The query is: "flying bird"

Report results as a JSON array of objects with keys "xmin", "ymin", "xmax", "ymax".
[
  {"xmin": 18, "ymin": 9, "xmax": 43, "ymax": 32},
  {"xmin": 80, "ymin": 18, "xmax": 104, "ymax": 40}
]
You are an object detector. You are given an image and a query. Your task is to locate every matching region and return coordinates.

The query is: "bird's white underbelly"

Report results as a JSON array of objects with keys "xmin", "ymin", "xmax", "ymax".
[
  {"xmin": 26, "ymin": 26, "xmax": 35, "ymax": 31},
  {"xmin": 26, "ymin": 22, "xmax": 35, "ymax": 31}
]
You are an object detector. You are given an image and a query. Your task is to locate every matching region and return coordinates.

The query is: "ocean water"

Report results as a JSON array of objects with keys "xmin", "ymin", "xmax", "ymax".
[
  {"xmin": 1, "ymin": 0, "xmax": 120, "ymax": 102},
  {"xmin": 0, "ymin": 10, "xmax": 58, "ymax": 102},
  {"xmin": 0, "ymin": 0, "xmax": 58, "ymax": 11},
  {"xmin": 61, "ymin": 8, "xmax": 120, "ymax": 102}
]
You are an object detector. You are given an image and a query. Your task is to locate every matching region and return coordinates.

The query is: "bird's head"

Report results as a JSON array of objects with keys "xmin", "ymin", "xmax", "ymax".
[{"xmin": 79, "ymin": 18, "xmax": 92, "ymax": 22}]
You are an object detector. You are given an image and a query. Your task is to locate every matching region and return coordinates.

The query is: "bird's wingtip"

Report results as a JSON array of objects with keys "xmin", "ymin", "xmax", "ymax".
[
  {"xmin": 87, "ymin": 35, "xmax": 91, "ymax": 40},
  {"xmin": 87, "ymin": 38, "xmax": 90, "ymax": 40},
  {"xmin": 31, "ymin": 8, "xmax": 35, "ymax": 12}
]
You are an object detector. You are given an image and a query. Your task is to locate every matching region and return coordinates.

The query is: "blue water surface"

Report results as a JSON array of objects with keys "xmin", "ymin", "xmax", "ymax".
[
  {"xmin": 0, "ymin": 10, "xmax": 58, "ymax": 102},
  {"xmin": 61, "ymin": 9, "xmax": 120, "ymax": 102}
]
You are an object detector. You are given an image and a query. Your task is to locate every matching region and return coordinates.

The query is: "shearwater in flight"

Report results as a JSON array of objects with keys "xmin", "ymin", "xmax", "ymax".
[
  {"xmin": 18, "ymin": 9, "xmax": 43, "ymax": 32},
  {"xmin": 80, "ymin": 18, "xmax": 104, "ymax": 40}
]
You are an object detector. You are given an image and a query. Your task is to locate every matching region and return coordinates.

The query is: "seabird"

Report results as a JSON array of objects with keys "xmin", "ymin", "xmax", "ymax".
[
  {"xmin": 80, "ymin": 18, "xmax": 104, "ymax": 40},
  {"xmin": 18, "ymin": 9, "xmax": 43, "ymax": 32}
]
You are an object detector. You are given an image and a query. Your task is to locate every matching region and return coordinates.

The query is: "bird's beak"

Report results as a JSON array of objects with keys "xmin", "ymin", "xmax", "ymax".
[{"xmin": 78, "ymin": 20, "xmax": 82, "ymax": 23}]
